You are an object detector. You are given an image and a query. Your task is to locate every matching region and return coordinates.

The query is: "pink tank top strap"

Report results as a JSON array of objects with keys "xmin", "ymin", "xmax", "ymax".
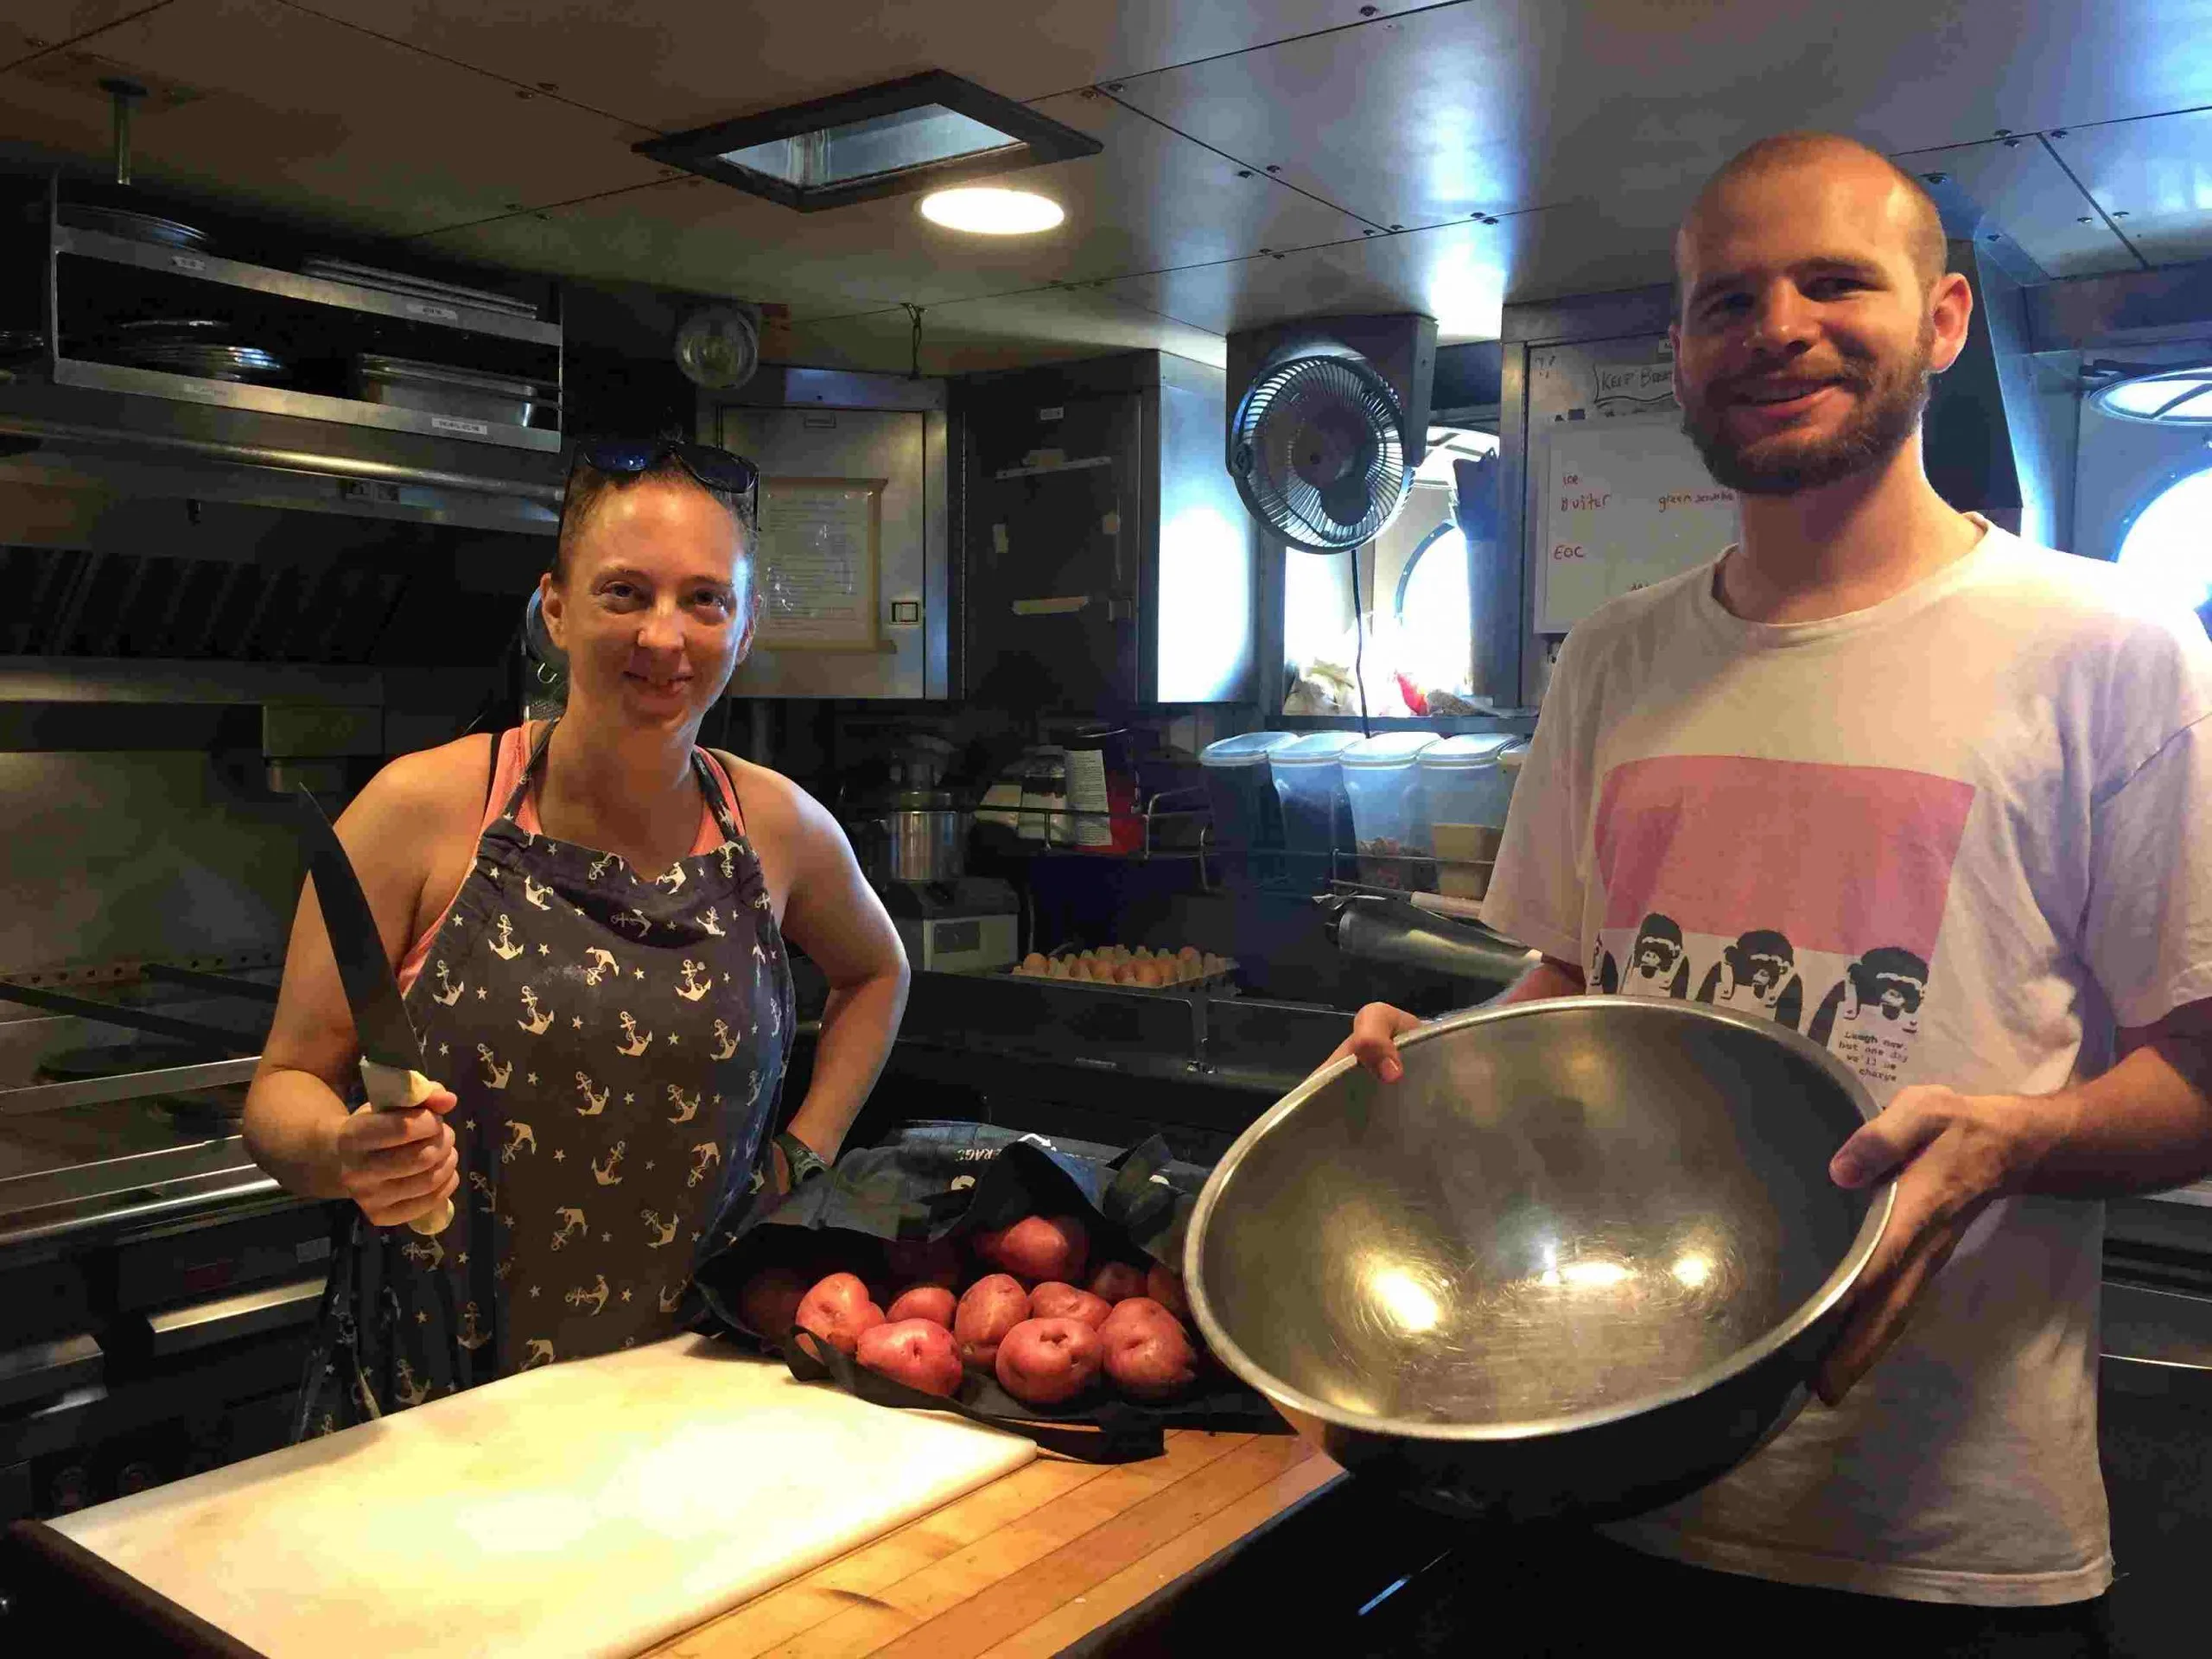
[{"xmin": 697, "ymin": 747, "xmax": 747, "ymax": 844}]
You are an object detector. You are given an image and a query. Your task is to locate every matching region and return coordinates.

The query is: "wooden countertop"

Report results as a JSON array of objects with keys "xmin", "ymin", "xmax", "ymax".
[{"xmin": 647, "ymin": 1430, "xmax": 1342, "ymax": 1659}]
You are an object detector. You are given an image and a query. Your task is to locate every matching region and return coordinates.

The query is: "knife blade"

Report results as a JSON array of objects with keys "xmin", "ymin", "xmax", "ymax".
[{"xmin": 295, "ymin": 787, "xmax": 454, "ymax": 1236}]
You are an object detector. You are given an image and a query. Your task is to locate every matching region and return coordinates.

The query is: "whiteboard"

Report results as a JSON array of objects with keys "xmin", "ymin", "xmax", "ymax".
[{"xmin": 1536, "ymin": 420, "xmax": 1740, "ymax": 632}]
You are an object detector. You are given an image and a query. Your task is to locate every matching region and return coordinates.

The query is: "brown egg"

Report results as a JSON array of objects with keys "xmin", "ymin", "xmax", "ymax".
[
  {"xmin": 1020, "ymin": 952, "xmax": 1048, "ymax": 976},
  {"xmin": 1177, "ymin": 945, "xmax": 1202, "ymax": 967}
]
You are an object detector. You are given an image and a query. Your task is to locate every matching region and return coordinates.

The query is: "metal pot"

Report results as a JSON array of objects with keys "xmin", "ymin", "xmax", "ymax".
[
  {"xmin": 849, "ymin": 791, "xmax": 968, "ymax": 884},
  {"xmin": 1184, "ymin": 995, "xmax": 1891, "ymax": 1523}
]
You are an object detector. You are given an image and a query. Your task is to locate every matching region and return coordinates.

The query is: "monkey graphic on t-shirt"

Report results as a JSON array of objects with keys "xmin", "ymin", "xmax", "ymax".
[
  {"xmin": 1808, "ymin": 946, "xmax": 1929, "ymax": 1049},
  {"xmin": 1695, "ymin": 928, "xmax": 1803, "ymax": 1029},
  {"xmin": 1591, "ymin": 933, "xmax": 1620, "ymax": 995},
  {"xmin": 1620, "ymin": 912, "xmax": 1691, "ymax": 998}
]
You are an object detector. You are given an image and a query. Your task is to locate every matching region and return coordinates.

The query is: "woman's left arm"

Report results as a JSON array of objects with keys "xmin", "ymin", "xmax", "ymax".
[{"xmin": 763, "ymin": 777, "xmax": 910, "ymax": 1183}]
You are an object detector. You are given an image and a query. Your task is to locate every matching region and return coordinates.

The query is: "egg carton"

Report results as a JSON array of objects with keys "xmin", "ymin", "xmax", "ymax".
[{"xmin": 1010, "ymin": 946, "xmax": 1239, "ymax": 995}]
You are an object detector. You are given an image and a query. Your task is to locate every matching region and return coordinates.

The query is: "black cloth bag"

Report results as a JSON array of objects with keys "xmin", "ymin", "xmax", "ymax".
[{"xmin": 693, "ymin": 1122, "xmax": 1289, "ymax": 1461}]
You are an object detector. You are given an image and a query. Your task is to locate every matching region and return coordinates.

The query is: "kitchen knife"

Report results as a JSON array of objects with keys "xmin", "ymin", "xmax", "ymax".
[{"xmin": 295, "ymin": 787, "xmax": 454, "ymax": 1236}]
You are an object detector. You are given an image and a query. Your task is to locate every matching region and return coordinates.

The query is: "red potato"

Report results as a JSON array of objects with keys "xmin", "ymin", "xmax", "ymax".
[
  {"xmin": 995, "ymin": 1317, "xmax": 1104, "ymax": 1406},
  {"xmin": 1098, "ymin": 1296, "xmax": 1180, "ymax": 1344},
  {"xmin": 737, "ymin": 1266, "xmax": 808, "ymax": 1339},
  {"xmin": 795, "ymin": 1272, "xmax": 885, "ymax": 1356},
  {"xmin": 856, "ymin": 1319, "xmax": 964, "ymax": 1398},
  {"xmin": 1102, "ymin": 1306, "xmax": 1198, "ymax": 1400},
  {"xmin": 1146, "ymin": 1262, "xmax": 1191, "ymax": 1320},
  {"xmin": 1087, "ymin": 1262, "xmax": 1148, "ymax": 1305},
  {"xmin": 1031, "ymin": 1281, "xmax": 1112, "ymax": 1330},
  {"xmin": 974, "ymin": 1214, "xmax": 1090, "ymax": 1286},
  {"xmin": 886, "ymin": 1284, "xmax": 957, "ymax": 1327},
  {"xmin": 884, "ymin": 1236, "xmax": 963, "ymax": 1290},
  {"xmin": 953, "ymin": 1274, "xmax": 1032, "ymax": 1369}
]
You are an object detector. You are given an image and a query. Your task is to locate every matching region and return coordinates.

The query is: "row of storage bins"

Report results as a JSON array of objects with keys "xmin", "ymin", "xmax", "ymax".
[{"xmin": 1198, "ymin": 730, "xmax": 1529, "ymax": 895}]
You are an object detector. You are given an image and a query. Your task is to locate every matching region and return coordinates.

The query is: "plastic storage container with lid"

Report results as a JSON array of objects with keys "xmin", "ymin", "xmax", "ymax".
[
  {"xmin": 1339, "ymin": 732, "xmax": 1440, "ymax": 890},
  {"xmin": 1497, "ymin": 738, "xmax": 1531, "ymax": 804},
  {"xmin": 1268, "ymin": 732, "xmax": 1362, "ymax": 881},
  {"xmin": 1199, "ymin": 731, "xmax": 1301, "ymax": 882},
  {"xmin": 1419, "ymin": 734, "xmax": 1517, "ymax": 898}
]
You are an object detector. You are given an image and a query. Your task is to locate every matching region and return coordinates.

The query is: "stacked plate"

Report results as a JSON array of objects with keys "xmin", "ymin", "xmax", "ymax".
[
  {"xmin": 351, "ymin": 353, "xmax": 555, "ymax": 426},
  {"xmin": 302, "ymin": 256, "xmax": 538, "ymax": 321},
  {"xmin": 101, "ymin": 320, "xmax": 287, "ymax": 385},
  {"xmin": 60, "ymin": 205, "xmax": 213, "ymax": 251}
]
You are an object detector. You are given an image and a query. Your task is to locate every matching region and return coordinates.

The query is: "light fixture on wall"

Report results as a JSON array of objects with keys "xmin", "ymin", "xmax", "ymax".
[
  {"xmin": 634, "ymin": 70, "xmax": 1101, "ymax": 213},
  {"xmin": 918, "ymin": 188, "xmax": 1064, "ymax": 234}
]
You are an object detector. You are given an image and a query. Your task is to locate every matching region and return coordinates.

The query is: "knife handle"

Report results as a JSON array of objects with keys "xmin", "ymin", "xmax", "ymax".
[{"xmin": 360, "ymin": 1058, "xmax": 456, "ymax": 1237}]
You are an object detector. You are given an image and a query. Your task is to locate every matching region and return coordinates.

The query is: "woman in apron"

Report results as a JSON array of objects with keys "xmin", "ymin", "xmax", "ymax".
[{"xmin": 243, "ymin": 441, "xmax": 909, "ymax": 1432}]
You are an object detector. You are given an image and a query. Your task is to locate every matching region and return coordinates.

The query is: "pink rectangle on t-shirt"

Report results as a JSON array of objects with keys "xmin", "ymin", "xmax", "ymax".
[{"xmin": 1592, "ymin": 754, "xmax": 1974, "ymax": 960}]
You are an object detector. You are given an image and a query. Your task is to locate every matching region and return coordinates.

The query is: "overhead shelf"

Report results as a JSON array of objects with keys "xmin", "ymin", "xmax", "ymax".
[
  {"xmin": 51, "ymin": 357, "xmax": 563, "ymax": 454},
  {"xmin": 52, "ymin": 225, "xmax": 562, "ymax": 347}
]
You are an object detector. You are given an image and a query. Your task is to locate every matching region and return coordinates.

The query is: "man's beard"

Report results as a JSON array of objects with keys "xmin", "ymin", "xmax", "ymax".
[{"xmin": 1681, "ymin": 322, "xmax": 1935, "ymax": 497}]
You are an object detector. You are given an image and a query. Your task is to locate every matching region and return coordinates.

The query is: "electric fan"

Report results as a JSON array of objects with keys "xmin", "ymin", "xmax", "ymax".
[{"xmin": 1227, "ymin": 339, "xmax": 1414, "ymax": 552}]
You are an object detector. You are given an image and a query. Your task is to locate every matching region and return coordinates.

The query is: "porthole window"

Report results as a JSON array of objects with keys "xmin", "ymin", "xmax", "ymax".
[{"xmin": 2118, "ymin": 463, "xmax": 2212, "ymax": 619}]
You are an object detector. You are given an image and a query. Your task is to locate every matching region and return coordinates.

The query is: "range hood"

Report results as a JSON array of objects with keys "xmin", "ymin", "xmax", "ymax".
[
  {"xmin": 0, "ymin": 369, "xmax": 563, "ymax": 534},
  {"xmin": 0, "ymin": 372, "xmax": 560, "ymax": 670}
]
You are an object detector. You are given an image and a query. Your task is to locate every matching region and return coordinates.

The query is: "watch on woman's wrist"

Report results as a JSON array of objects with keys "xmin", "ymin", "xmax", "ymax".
[{"xmin": 775, "ymin": 1131, "xmax": 829, "ymax": 1187}]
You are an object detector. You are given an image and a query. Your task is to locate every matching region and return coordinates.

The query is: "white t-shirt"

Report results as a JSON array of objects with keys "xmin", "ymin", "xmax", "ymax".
[{"xmin": 1479, "ymin": 516, "xmax": 2212, "ymax": 1606}]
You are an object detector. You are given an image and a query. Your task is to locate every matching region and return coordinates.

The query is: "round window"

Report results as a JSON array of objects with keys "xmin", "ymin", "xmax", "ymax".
[{"xmin": 2118, "ymin": 464, "xmax": 2212, "ymax": 618}]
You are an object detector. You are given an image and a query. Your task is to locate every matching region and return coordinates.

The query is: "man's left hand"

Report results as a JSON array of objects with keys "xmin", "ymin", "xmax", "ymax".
[{"xmin": 1816, "ymin": 1083, "xmax": 2072, "ymax": 1404}]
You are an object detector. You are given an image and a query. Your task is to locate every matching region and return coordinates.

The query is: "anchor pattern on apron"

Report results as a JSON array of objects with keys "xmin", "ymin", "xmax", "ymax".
[{"xmin": 294, "ymin": 723, "xmax": 794, "ymax": 1438}]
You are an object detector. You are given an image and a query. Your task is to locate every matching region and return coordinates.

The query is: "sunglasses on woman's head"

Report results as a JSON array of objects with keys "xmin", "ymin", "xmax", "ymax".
[{"xmin": 567, "ymin": 438, "xmax": 760, "ymax": 500}]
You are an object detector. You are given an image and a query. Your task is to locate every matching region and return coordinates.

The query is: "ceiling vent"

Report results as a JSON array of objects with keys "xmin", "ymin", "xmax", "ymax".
[{"xmin": 635, "ymin": 71, "xmax": 1101, "ymax": 213}]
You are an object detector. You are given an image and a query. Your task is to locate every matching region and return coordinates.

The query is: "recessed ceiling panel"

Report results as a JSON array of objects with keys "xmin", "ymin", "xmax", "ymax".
[
  {"xmin": 0, "ymin": 0, "xmax": 666, "ymax": 236},
  {"xmin": 2051, "ymin": 110, "xmax": 2212, "ymax": 268},
  {"xmin": 1109, "ymin": 0, "xmax": 2212, "ymax": 233},
  {"xmin": 1897, "ymin": 137, "xmax": 2140, "ymax": 278},
  {"xmin": 276, "ymin": 0, "xmax": 1440, "ymax": 126},
  {"xmin": 416, "ymin": 91, "xmax": 1368, "ymax": 318}
]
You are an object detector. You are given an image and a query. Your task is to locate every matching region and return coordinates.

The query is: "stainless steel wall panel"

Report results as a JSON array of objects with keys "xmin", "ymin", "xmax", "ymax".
[
  {"xmin": 713, "ymin": 401, "xmax": 942, "ymax": 700},
  {"xmin": 0, "ymin": 751, "xmax": 304, "ymax": 982}
]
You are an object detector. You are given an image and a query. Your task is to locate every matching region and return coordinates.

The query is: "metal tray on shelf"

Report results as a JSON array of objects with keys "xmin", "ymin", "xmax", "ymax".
[
  {"xmin": 302, "ymin": 257, "xmax": 539, "ymax": 319},
  {"xmin": 104, "ymin": 340, "xmax": 288, "ymax": 385},
  {"xmin": 351, "ymin": 353, "xmax": 555, "ymax": 428},
  {"xmin": 58, "ymin": 205, "xmax": 211, "ymax": 250}
]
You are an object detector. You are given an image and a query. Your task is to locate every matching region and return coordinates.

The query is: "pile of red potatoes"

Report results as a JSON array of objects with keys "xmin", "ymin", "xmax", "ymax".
[{"xmin": 738, "ymin": 1213, "xmax": 1204, "ymax": 1408}]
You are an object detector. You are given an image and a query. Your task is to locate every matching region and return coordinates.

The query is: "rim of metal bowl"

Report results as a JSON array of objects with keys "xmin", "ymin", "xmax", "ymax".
[{"xmin": 1184, "ymin": 995, "xmax": 1897, "ymax": 1444}]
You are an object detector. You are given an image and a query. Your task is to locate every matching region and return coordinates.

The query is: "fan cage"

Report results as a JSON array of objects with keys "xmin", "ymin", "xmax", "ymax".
[{"xmin": 1231, "ymin": 350, "xmax": 1411, "ymax": 551}]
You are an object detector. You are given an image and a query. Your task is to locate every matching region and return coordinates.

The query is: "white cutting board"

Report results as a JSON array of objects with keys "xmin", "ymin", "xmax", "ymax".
[{"xmin": 53, "ymin": 1335, "xmax": 1033, "ymax": 1658}]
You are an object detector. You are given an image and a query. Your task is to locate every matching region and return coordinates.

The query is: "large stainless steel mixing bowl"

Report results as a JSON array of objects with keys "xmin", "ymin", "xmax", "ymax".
[{"xmin": 1185, "ymin": 995, "xmax": 1892, "ymax": 1522}]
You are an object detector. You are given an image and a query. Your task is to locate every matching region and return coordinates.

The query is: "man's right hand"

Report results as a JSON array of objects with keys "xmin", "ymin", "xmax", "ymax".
[
  {"xmin": 329, "ymin": 1089, "xmax": 458, "ymax": 1228},
  {"xmin": 1322, "ymin": 1003, "xmax": 1426, "ymax": 1084}
]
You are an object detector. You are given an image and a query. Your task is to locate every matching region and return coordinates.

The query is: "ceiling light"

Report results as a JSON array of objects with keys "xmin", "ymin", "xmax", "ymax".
[
  {"xmin": 919, "ymin": 188, "xmax": 1064, "ymax": 235},
  {"xmin": 634, "ymin": 70, "xmax": 1101, "ymax": 213}
]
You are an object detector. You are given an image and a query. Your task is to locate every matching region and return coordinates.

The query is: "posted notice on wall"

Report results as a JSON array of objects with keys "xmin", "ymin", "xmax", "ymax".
[{"xmin": 756, "ymin": 477, "xmax": 883, "ymax": 651}]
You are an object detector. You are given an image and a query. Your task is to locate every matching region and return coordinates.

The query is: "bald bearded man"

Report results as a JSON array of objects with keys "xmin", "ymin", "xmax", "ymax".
[{"xmin": 1326, "ymin": 133, "xmax": 2212, "ymax": 1651}]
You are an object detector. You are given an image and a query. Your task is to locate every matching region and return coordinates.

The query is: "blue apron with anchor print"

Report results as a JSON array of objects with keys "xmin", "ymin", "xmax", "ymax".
[{"xmin": 293, "ymin": 722, "xmax": 794, "ymax": 1435}]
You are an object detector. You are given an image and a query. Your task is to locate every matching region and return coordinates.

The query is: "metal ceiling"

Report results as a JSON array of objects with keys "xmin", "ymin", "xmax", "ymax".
[{"xmin": 2, "ymin": 1, "xmax": 2209, "ymax": 372}]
